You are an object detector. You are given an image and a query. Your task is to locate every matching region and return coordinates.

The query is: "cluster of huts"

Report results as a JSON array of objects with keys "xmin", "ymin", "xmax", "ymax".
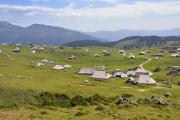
[
  {"xmin": 93, "ymin": 50, "xmax": 112, "ymax": 57},
  {"xmin": 167, "ymin": 66, "xmax": 180, "ymax": 76},
  {"xmin": 139, "ymin": 50, "xmax": 150, "ymax": 55},
  {"xmin": 11, "ymin": 44, "xmax": 22, "ymax": 52},
  {"xmin": 126, "ymin": 67, "xmax": 156, "ymax": 85},
  {"xmin": 171, "ymin": 53, "xmax": 180, "ymax": 58},
  {"xmin": 168, "ymin": 47, "xmax": 180, "ymax": 57},
  {"xmin": 0, "ymin": 43, "xmax": 22, "ymax": 53},
  {"xmin": 171, "ymin": 66, "xmax": 180, "ymax": 71},
  {"xmin": 1, "ymin": 43, "xmax": 179, "ymax": 86},
  {"xmin": 102, "ymin": 50, "xmax": 111, "ymax": 56},
  {"xmin": 78, "ymin": 65, "xmax": 156, "ymax": 85},
  {"xmin": 8, "ymin": 44, "xmax": 45, "ymax": 54},
  {"xmin": 36, "ymin": 58, "xmax": 72, "ymax": 70},
  {"xmin": 94, "ymin": 49, "xmax": 133, "ymax": 58},
  {"xmin": 160, "ymin": 47, "xmax": 180, "ymax": 58},
  {"xmin": 0, "ymin": 44, "xmax": 75, "ymax": 71},
  {"xmin": 5, "ymin": 43, "xmax": 58, "ymax": 55},
  {"xmin": 52, "ymin": 64, "xmax": 72, "ymax": 70},
  {"xmin": 138, "ymin": 48, "xmax": 180, "ymax": 58},
  {"xmin": 8, "ymin": 44, "xmax": 78, "ymax": 60},
  {"xmin": 153, "ymin": 53, "xmax": 163, "ymax": 60},
  {"xmin": 78, "ymin": 65, "xmax": 112, "ymax": 79},
  {"xmin": 153, "ymin": 65, "xmax": 180, "ymax": 77},
  {"xmin": 36, "ymin": 58, "xmax": 55, "ymax": 67},
  {"xmin": 119, "ymin": 49, "xmax": 136, "ymax": 59},
  {"xmin": 128, "ymin": 54, "xmax": 136, "ymax": 59}
]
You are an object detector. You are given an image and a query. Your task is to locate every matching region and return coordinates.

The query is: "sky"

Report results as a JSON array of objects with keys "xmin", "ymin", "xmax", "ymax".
[{"xmin": 0, "ymin": 0, "xmax": 180, "ymax": 31}]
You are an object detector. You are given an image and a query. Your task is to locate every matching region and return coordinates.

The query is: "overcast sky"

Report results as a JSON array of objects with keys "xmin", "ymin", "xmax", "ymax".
[{"xmin": 0, "ymin": 0, "xmax": 180, "ymax": 31}]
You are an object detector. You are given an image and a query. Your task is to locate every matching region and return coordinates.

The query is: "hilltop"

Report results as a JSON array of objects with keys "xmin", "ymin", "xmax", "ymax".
[
  {"xmin": 113, "ymin": 36, "xmax": 180, "ymax": 49},
  {"xmin": 0, "ymin": 44, "xmax": 179, "ymax": 119},
  {"xmin": 87, "ymin": 28, "xmax": 180, "ymax": 41},
  {"xmin": 0, "ymin": 21, "xmax": 101, "ymax": 45},
  {"xmin": 64, "ymin": 39, "xmax": 112, "ymax": 47},
  {"xmin": 64, "ymin": 36, "xmax": 180, "ymax": 48}
]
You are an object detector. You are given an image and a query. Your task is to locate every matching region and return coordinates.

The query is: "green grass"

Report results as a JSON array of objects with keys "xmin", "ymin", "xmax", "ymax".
[{"xmin": 0, "ymin": 45, "xmax": 179, "ymax": 120}]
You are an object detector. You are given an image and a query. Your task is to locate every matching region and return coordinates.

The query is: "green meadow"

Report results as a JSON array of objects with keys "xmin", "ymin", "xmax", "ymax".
[{"xmin": 0, "ymin": 45, "xmax": 179, "ymax": 120}]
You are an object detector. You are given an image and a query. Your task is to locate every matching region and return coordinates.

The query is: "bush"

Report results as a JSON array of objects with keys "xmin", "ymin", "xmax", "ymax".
[
  {"xmin": 54, "ymin": 93, "xmax": 72, "ymax": 107},
  {"xmin": 39, "ymin": 110, "xmax": 48, "ymax": 115},
  {"xmin": 34, "ymin": 92, "xmax": 113, "ymax": 108},
  {"xmin": 177, "ymin": 81, "xmax": 180, "ymax": 85},
  {"xmin": 75, "ymin": 111, "xmax": 87, "ymax": 116},
  {"xmin": 0, "ymin": 103, "xmax": 18, "ymax": 109},
  {"xmin": 121, "ymin": 93, "xmax": 134, "ymax": 98},
  {"xmin": 95, "ymin": 104, "xmax": 105, "ymax": 111},
  {"xmin": 118, "ymin": 103, "xmax": 133, "ymax": 109},
  {"xmin": 86, "ymin": 94, "xmax": 106, "ymax": 105},
  {"xmin": 71, "ymin": 95, "xmax": 87, "ymax": 107},
  {"xmin": 34, "ymin": 92, "xmax": 71, "ymax": 107}
]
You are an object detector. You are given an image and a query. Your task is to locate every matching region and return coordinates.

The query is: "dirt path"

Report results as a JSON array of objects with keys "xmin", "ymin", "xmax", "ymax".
[
  {"xmin": 139, "ymin": 56, "xmax": 153, "ymax": 76},
  {"xmin": 1, "ymin": 53, "xmax": 15, "ymax": 60},
  {"xmin": 127, "ymin": 53, "xmax": 153, "ymax": 76},
  {"xmin": 139, "ymin": 57, "xmax": 152, "ymax": 68}
]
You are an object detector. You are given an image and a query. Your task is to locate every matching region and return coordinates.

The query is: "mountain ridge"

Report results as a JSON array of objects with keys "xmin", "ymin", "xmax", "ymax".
[
  {"xmin": 64, "ymin": 36, "xmax": 180, "ymax": 49},
  {"xmin": 87, "ymin": 28, "xmax": 180, "ymax": 41},
  {"xmin": 64, "ymin": 39, "xmax": 112, "ymax": 47},
  {"xmin": 0, "ymin": 21, "xmax": 102, "ymax": 45}
]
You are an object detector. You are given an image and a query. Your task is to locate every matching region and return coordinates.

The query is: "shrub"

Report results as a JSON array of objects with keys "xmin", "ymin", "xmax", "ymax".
[
  {"xmin": 177, "ymin": 81, "xmax": 180, "ymax": 85},
  {"xmin": 39, "ymin": 110, "xmax": 48, "ymax": 115},
  {"xmin": 34, "ymin": 92, "xmax": 71, "ymax": 107},
  {"xmin": 86, "ymin": 94, "xmax": 106, "ymax": 105},
  {"xmin": 34, "ymin": 92, "xmax": 112, "ymax": 108},
  {"xmin": 75, "ymin": 111, "xmax": 87, "ymax": 116},
  {"xmin": 71, "ymin": 95, "xmax": 87, "ymax": 107},
  {"xmin": 54, "ymin": 93, "xmax": 72, "ymax": 107},
  {"xmin": 0, "ymin": 103, "xmax": 18, "ymax": 109},
  {"xmin": 124, "ymin": 104, "xmax": 133, "ymax": 108},
  {"xmin": 95, "ymin": 104, "xmax": 105, "ymax": 111},
  {"xmin": 121, "ymin": 93, "xmax": 134, "ymax": 98}
]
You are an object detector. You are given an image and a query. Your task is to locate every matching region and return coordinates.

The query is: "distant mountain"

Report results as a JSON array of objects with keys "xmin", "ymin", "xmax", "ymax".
[
  {"xmin": 87, "ymin": 29, "xmax": 180, "ymax": 41},
  {"xmin": 64, "ymin": 39, "xmax": 112, "ymax": 47},
  {"xmin": 64, "ymin": 36, "xmax": 180, "ymax": 48},
  {"xmin": 0, "ymin": 21, "xmax": 101, "ymax": 45},
  {"xmin": 113, "ymin": 36, "xmax": 180, "ymax": 49}
]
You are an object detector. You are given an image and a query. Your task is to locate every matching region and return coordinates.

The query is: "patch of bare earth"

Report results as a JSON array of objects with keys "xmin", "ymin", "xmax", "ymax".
[
  {"xmin": 137, "ymin": 89, "xmax": 147, "ymax": 92},
  {"xmin": 0, "ymin": 110, "xmax": 33, "ymax": 120}
]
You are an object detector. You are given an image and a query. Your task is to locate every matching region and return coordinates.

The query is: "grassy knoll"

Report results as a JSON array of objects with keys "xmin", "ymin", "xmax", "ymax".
[{"xmin": 0, "ymin": 45, "xmax": 179, "ymax": 120}]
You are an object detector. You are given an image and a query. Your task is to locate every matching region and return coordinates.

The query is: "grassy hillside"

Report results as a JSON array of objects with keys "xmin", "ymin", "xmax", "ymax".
[
  {"xmin": 0, "ymin": 21, "xmax": 101, "ymax": 45},
  {"xmin": 113, "ymin": 36, "xmax": 180, "ymax": 49},
  {"xmin": 64, "ymin": 36, "xmax": 180, "ymax": 49},
  {"xmin": 64, "ymin": 40, "xmax": 112, "ymax": 47},
  {"xmin": 0, "ymin": 45, "xmax": 179, "ymax": 120}
]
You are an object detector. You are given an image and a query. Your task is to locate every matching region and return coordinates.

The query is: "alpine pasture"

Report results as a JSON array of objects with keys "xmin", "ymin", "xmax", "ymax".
[{"xmin": 0, "ymin": 45, "xmax": 180, "ymax": 120}]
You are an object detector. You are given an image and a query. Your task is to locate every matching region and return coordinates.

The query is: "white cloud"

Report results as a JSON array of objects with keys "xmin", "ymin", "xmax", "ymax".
[
  {"xmin": 1, "ymin": 0, "xmax": 180, "ymax": 31},
  {"xmin": 0, "ymin": 1, "xmax": 180, "ymax": 18},
  {"xmin": 29, "ymin": 0, "xmax": 55, "ymax": 2},
  {"xmin": 82, "ymin": 0, "xmax": 120, "ymax": 4},
  {"xmin": 0, "ymin": 4, "xmax": 78, "ymax": 17},
  {"xmin": 76, "ymin": 1, "xmax": 180, "ymax": 17},
  {"xmin": 29, "ymin": 0, "xmax": 119, "ymax": 4}
]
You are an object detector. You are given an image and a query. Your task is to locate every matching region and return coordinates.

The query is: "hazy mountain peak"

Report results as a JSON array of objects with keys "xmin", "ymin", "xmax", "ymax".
[
  {"xmin": 0, "ymin": 21, "xmax": 12, "ymax": 25},
  {"xmin": 0, "ymin": 21, "xmax": 23, "ymax": 30},
  {"xmin": 27, "ymin": 23, "xmax": 49, "ymax": 28},
  {"xmin": 0, "ymin": 21, "xmax": 101, "ymax": 45},
  {"xmin": 87, "ymin": 28, "xmax": 180, "ymax": 41}
]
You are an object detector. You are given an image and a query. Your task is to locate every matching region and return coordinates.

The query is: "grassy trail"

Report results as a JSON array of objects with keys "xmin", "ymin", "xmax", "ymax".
[
  {"xmin": 139, "ymin": 57, "xmax": 153, "ymax": 76},
  {"xmin": 139, "ymin": 57, "xmax": 152, "ymax": 68},
  {"xmin": 0, "ymin": 46, "xmax": 179, "ymax": 120},
  {"xmin": 127, "ymin": 52, "xmax": 153, "ymax": 75}
]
